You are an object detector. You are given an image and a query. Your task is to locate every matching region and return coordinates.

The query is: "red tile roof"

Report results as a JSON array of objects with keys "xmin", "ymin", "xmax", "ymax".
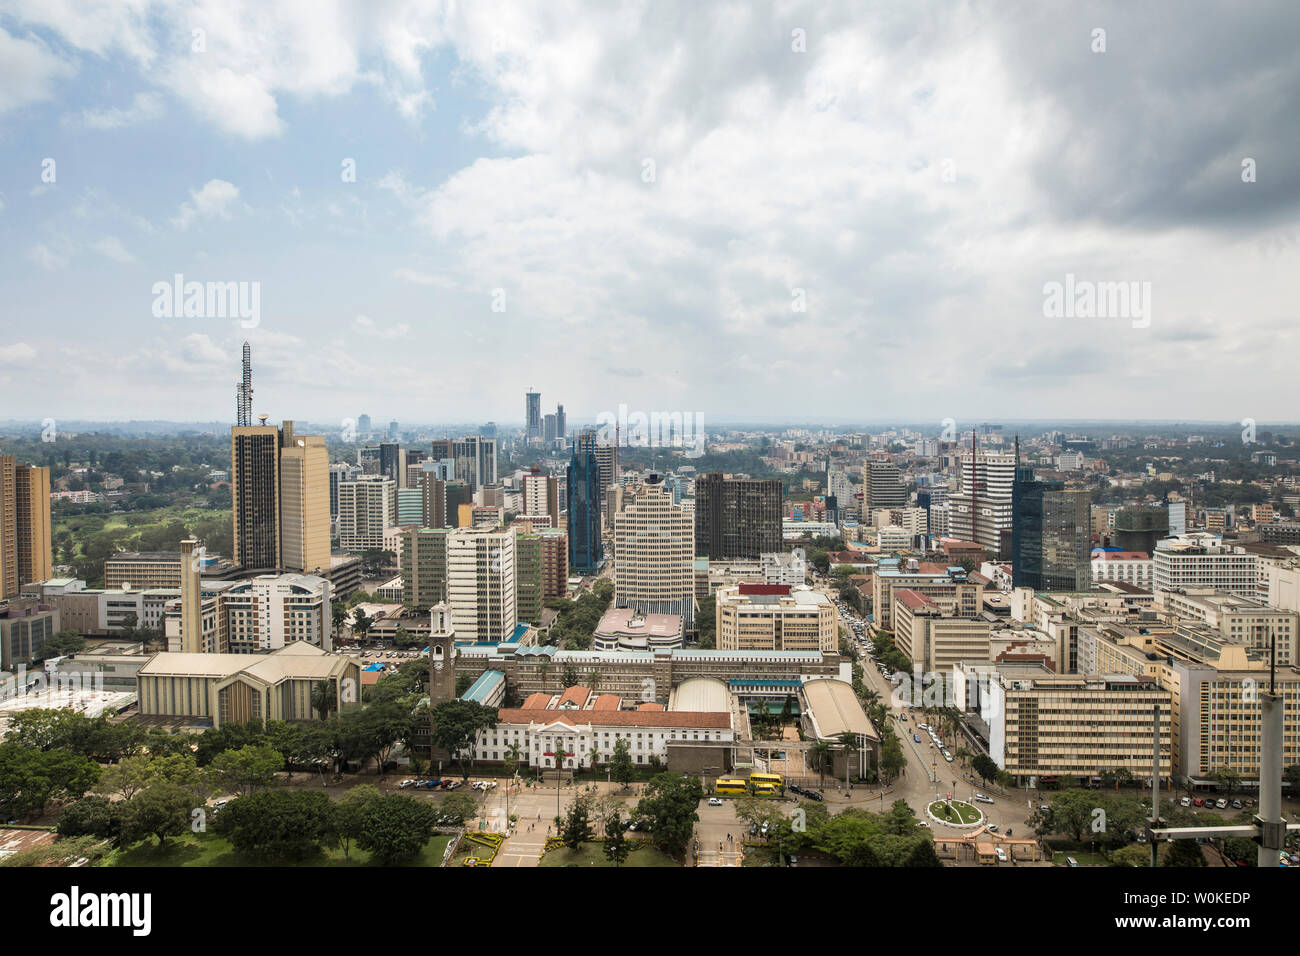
[
  {"xmin": 522, "ymin": 692, "xmax": 553, "ymax": 709},
  {"xmin": 494, "ymin": 708, "xmax": 729, "ymax": 728},
  {"xmin": 591, "ymin": 694, "xmax": 622, "ymax": 711},
  {"xmin": 895, "ymin": 588, "xmax": 938, "ymax": 611},
  {"xmin": 559, "ymin": 686, "xmax": 591, "ymax": 707}
]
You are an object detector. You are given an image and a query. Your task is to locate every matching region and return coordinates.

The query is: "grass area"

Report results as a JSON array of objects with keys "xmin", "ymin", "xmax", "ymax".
[
  {"xmin": 101, "ymin": 830, "xmax": 451, "ymax": 867},
  {"xmin": 539, "ymin": 841, "xmax": 679, "ymax": 867},
  {"xmin": 928, "ymin": 800, "xmax": 982, "ymax": 825}
]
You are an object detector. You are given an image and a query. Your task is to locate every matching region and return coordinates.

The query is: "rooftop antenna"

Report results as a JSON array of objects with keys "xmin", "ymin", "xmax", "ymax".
[{"xmin": 236, "ymin": 341, "xmax": 253, "ymax": 426}]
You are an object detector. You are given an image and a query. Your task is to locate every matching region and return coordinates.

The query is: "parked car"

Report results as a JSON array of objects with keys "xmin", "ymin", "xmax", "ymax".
[
  {"xmin": 1215, "ymin": 798, "xmax": 1229, "ymax": 809},
  {"xmin": 1179, "ymin": 796, "xmax": 1191, "ymax": 807},
  {"xmin": 708, "ymin": 797, "xmax": 723, "ymax": 806},
  {"xmin": 1192, "ymin": 797, "xmax": 1205, "ymax": 807},
  {"xmin": 1232, "ymin": 799, "xmax": 1243, "ymax": 809},
  {"xmin": 804, "ymin": 790, "xmax": 824, "ymax": 802}
]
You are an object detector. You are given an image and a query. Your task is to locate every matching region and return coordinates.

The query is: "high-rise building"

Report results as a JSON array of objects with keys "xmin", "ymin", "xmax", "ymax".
[
  {"xmin": 525, "ymin": 390, "xmax": 542, "ymax": 444},
  {"xmin": 379, "ymin": 442, "xmax": 406, "ymax": 488},
  {"xmin": 400, "ymin": 527, "xmax": 448, "ymax": 608},
  {"xmin": 433, "ymin": 436, "xmax": 497, "ymax": 491},
  {"xmin": 594, "ymin": 438, "xmax": 619, "ymax": 509},
  {"xmin": 447, "ymin": 526, "xmax": 517, "ymax": 641},
  {"xmin": 567, "ymin": 431, "xmax": 604, "ymax": 572},
  {"xmin": 231, "ymin": 421, "xmax": 282, "ymax": 570},
  {"xmin": 1113, "ymin": 506, "xmax": 1170, "ymax": 555},
  {"xmin": 0, "ymin": 456, "xmax": 52, "ymax": 599},
  {"xmin": 445, "ymin": 481, "xmax": 473, "ymax": 527},
  {"xmin": 357, "ymin": 414, "xmax": 372, "ymax": 439},
  {"xmin": 949, "ymin": 447, "xmax": 1017, "ymax": 556},
  {"xmin": 419, "ymin": 473, "xmax": 447, "ymax": 529},
  {"xmin": 337, "ymin": 476, "xmax": 395, "ymax": 552},
  {"xmin": 521, "ymin": 467, "xmax": 560, "ymax": 528},
  {"xmin": 329, "ymin": 463, "xmax": 361, "ymax": 519},
  {"xmin": 865, "ymin": 459, "xmax": 907, "ymax": 512},
  {"xmin": 613, "ymin": 478, "xmax": 694, "ymax": 628},
  {"xmin": 555, "ymin": 405, "xmax": 566, "ymax": 442},
  {"xmin": 693, "ymin": 473, "xmax": 782, "ymax": 560},
  {"xmin": 278, "ymin": 422, "xmax": 331, "ymax": 574},
  {"xmin": 515, "ymin": 530, "xmax": 568, "ymax": 624},
  {"xmin": 1011, "ymin": 452, "xmax": 1091, "ymax": 591}
]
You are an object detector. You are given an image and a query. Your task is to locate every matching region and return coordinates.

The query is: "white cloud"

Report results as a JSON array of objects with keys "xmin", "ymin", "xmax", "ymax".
[
  {"xmin": 0, "ymin": 342, "xmax": 39, "ymax": 365},
  {"xmin": 0, "ymin": 27, "xmax": 74, "ymax": 114},
  {"xmin": 89, "ymin": 235, "xmax": 137, "ymax": 263},
  {"xmin": 172, "ymin": 179, "xmax": 241, "ymax": 230},
  {"xmin": 69, "ymin": 90, "xmax": 164, "ymax": 129},
  {"xmin": 28, "ymin": 242, "xmax": 70, "ymax": 271},
  {"xmin": 352, "ymin": 314, "xmax": 410, "ymax": 339}
]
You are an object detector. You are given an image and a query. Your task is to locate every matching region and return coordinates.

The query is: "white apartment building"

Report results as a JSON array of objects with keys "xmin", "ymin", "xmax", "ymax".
[
  {"xmin": 222, "ymin": 573, "xmax": 332, "ymax": 653},
  {"xmin": 761, "ymin": 548, "xmax": 807, "ymax": 586},
  {"xmin": 1090, "ymin": 550, "xmax": 1153, "ymax": 589},
  {"xmin": 1267, "ymin": 564, "xmax": 1300, "ymax": 613},
  {"xmin": 1156, "ymin": 588, "xmax": 1298, "ymax": 666},
  {"xmin": 337, "ymin": 476, "xmax": 395, "ymax": 552},
  {"xmin": 1153, "ymin": 534, "xmax": 1259, "ymax": 600},
  {"xmin": 447, "ymin": 525, "xmax": 517, "ymax": 642}
]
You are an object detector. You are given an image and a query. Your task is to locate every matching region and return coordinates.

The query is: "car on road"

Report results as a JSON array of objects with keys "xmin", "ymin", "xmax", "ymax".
[
  {"xmin": 917, "ymin": 821, "xmax": 929, "ymax": 828},
  {"xmin": 803, "ymin": 790, "xmax": 824, "ymax": 802},
  {"xmin": 914, "ymin": 733, "xmax": 922, "ymax": 742},
  {"xmin": 987, "ymin": 824, "xmax": 999, "ymax": 832},
  {"xmin": 1039, "ymin": 804, "xmax": 1050, "ymax": 812},
  {"xmin": 707, "ymin": 797, "xmax": 723, "ymax": 806},
  {"xmin": 996, "ymin": 848, "xmax": 1007, "ymax": 863},
  {"xmin": 973, "ymin": 794, "xmax": 993, "ymax": 805}
]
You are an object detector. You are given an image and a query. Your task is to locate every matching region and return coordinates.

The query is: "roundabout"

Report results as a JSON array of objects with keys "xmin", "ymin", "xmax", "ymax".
[{"xmin": 925, "ymin": 799, "xmax": 983, "ymax": 828}]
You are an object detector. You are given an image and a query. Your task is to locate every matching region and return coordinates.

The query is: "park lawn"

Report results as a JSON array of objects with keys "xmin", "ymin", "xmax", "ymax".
[
  {"xmin": 539, "ymin": 842, "xmax": 679, "ymax": 867},
  {"xmin": 928, "ymin": 800, "xmax": 981, "ymax": 825},
  {"xmin": 102, "ymin": 830, "xmax": 451, "ymax": 867}
]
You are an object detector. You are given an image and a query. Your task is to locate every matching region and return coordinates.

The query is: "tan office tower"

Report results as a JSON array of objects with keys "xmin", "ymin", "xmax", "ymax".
[
  {"xmin": 178, "ymin": 539, "xmax": 203, "ymax": 653},
  {"xmin": 279, "ymin": 423, "xmax": 330, "ymax": 574},
  {"xmin": 0, "ymin": 457, "xmax": 52, "ymax": 599},
  {"xmin": 420, "ymin": 473, "xmax": 447, "ymax": 528},
  {"xmin": 612, "ymin": 477, "xmax": 695, "ymax": 629},
  {"xmin": 232, "ymin": 421, "xmax": 282, "ymax": 570},
  {"xmin": 521, "ymin": 467, "xmax": 560, "ymax": 528}
]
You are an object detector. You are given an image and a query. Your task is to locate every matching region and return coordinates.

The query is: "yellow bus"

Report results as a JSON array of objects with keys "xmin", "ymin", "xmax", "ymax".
[
  {"xmin": 752, "ymin": 783, "xmax": 779, "ymax": 795},
  {"xmin": 715, "ymin": 778, "xmax": 748, "ymax": 795},
  {"xmin": 749, "ymin": 772, "xmax": 784, "ymax": 789}
]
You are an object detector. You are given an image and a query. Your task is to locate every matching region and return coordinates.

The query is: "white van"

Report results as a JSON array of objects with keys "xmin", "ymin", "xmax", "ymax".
[{"xmin": 995, "ymin": 848, "xmax": 1007, "ymax": 862}]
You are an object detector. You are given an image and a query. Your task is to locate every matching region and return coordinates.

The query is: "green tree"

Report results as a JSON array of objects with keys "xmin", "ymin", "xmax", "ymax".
[
  {"xmin": 311, "ymin": 681, "xmax": 338, "ymax": 721},
  {"xmin": 635, "ymin": 773, "xmax": 704, "ymax": 860},
  {"xmin": 560, "ymin": 794, "xmax": 595, "ymax": 850},
  {"xmin": 118, "ymin": 782, "xmax": 197, "ymax": 848},
  {"xmin": 440, "ymin": 792, "xmax": 479, "ymax": 825},
  {"xmin": 609, "ymin": 737, "xmax": 635, "ymax": 790},
  {"xmin": 356, "ymin": 794, "xmax": 438, "ymax": 864},
  {"xmin": 971, "ymin": 753, "xmax": 999, "ymax": 787},
  {"xmin": 209, "ymin": 744, "xmax": 284, "ymax": 796},
  {"xmin": 333, "ymin": 784, "xmax": 381, "ymax": 859},
  {"xmin": 603, "ymin": 810, "xmax": 631, "ymax": 866},
  {"xmin": 429, "ymin": 699, "xmax": 498, "ymax": 781},
  {"xmin": 213, "ymin": 789, "xmax": 336, "ymax": 862},
  {"xmin": 809, "ymin": 740, "xmax": 835, "ymax": 787},
  {"xmin": 56, "ymin": 795, "xmax": 122, "ymax": 840},
  {"xmin": 0, "ymin": 744, "xmax": 100, "ymax": 818},
  {"xmin": 1163, "ymin": 838, "xmax": 1207, "ymax": 867}
]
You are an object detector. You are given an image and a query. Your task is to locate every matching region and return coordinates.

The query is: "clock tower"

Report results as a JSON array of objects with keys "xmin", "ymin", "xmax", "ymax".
[{"xmin": 428, "ymin": 602, "xmax": 457, "ymax": 703}]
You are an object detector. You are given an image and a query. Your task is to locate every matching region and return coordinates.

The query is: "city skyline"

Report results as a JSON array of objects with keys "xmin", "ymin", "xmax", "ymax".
[{"xmin": 2, "ymin": 2, "xmax": 1298, "ymax": 422}]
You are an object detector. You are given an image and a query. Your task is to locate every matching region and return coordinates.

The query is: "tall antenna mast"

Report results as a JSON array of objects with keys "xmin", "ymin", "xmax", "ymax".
[{"xmin": 236, "ymin": 341, "xmax": 253, "ymax": 426}]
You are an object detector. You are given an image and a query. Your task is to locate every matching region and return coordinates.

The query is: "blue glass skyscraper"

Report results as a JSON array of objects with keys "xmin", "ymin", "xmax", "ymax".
[{"xmin": 567, "ymin": 430, "xmax": 604, "ymax": 572}]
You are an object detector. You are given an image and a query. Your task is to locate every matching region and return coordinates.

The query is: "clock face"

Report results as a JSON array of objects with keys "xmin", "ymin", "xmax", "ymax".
[{"xmin": 434, "ymin": 661, "xmax": 444, "ymax": 671}]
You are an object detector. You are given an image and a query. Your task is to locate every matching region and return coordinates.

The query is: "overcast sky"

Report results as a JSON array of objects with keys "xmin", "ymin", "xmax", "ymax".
[{"xmin": 1, "ymin": 1, "xmax": 1297, "ymax": 427}]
